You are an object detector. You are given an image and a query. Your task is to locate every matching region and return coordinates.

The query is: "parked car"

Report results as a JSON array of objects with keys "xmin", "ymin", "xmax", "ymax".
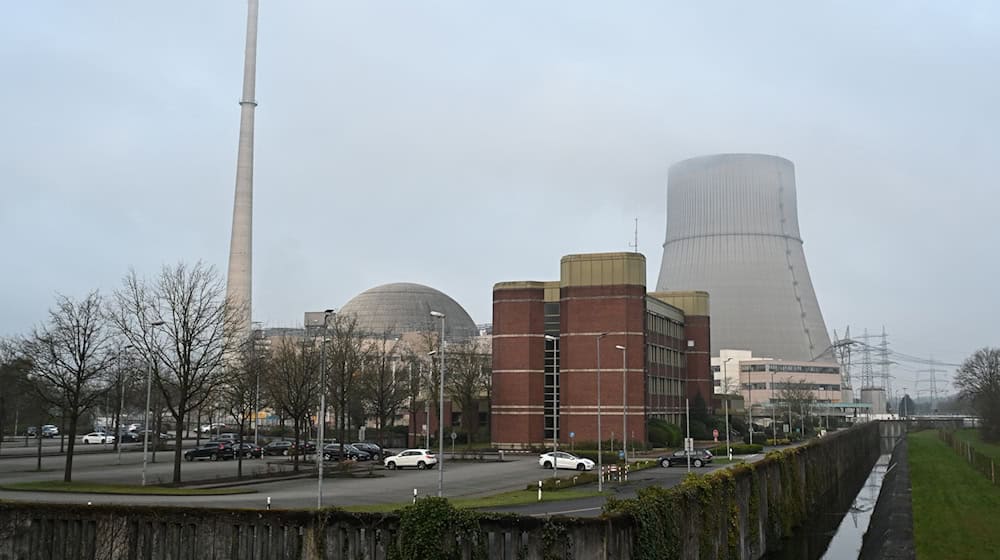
[
  {"xmin": 236, "ymin": 443, "xmax": 263, "ymax": 459},
  {"xmin": 659, "ymin": 449, "xmax": 714, "ymax": 468},
  {"xmin": 134, "ymin": 429, "xmax": 170, "ymax": 442},
  {"xmin": 263, "ymin": 440, "xmax": 315, "ymax": 456},
  {"xmin": 538, "ymin": 451, "xmax": 595, "ymax": 471},
  {"xmin": 383, "ymin": 449, "xmax": 437, "ymax": 470},
  {"xmin": 351, "ymin": 442, "xmax": 384, "ymax": 461},
  {"xmin": 41, "ymin": 425, "xmax": 59, "ymax": 438},
  {"xmin": 81, "ymin": 432, "xmax": 116, "ymax": 444},
  {"xmin": 200, "ymin": 423, "xmax": 226, "ymax": 433},
  {"xmin": 322, "ymin": 443, "xmax": 370, "ymax": 462},
  {"xmin": 184, "ymin": 442, "xmax": 236, "ymax": 461},
  {"xmin": 25, "ymin": 426, "xmax": 38, "ymax": 437},
  {"xmin": 118, "ymin": 430, "xmax": 140, "ymax": 443},
  {"xmin": 213, "ymin": 433, "xmax": 239, "ymax": 443}
]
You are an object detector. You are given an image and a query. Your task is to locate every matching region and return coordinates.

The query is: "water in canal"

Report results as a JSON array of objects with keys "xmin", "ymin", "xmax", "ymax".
[{"xmin": 764, "ymin": 454, "xmax": 891, "ymax": 560}]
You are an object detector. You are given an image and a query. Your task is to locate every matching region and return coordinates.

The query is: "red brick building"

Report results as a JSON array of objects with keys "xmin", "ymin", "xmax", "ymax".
[{"xmin": 491, "ymin": 252, "xmax": 714, "ymax": 449}]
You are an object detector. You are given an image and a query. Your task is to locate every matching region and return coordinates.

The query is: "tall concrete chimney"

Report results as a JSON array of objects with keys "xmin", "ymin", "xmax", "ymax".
[{"xmin": 225, "ymin": 0, "xmax": 259, "ymax": 341}]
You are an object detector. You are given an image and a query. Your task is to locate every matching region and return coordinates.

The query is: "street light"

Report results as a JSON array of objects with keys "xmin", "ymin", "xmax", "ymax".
[
  {"xmin": 317, "ymin": 309, "xmax": 333, "ymax": 509},
  {"xmin": 596, "ymin": 333, "xmax": 608, "ymax": 493},
  {"xmin": 615, "ymin": 345, "xmax": 627, "ymax": 466},
  {"xmin": 723, "ymin": 357, "xmax": 733, "ymax": 461},
  {"xmin": 430, "ymin": 310, "xmax": 446, "ymax": 497},
  {"xmin": 544, "ymin": 334, "xmax": 560, "ymax": 480},
  {"xmin": 141, "ymin": 320, "xmax": 166, "ymax": 487},
  {"xmin": 251, "ymin": 321, "xmax": 263, "ymax": 447}
]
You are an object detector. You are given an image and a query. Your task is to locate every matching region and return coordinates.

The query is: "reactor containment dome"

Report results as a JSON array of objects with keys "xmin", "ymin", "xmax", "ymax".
[
  {"xmin": 338, "ymin": 282, "xmax": 479, "ymax": 341},
  {"xmin": 656, "ymin": 154, "xmax": 833, "ymax": 361}
]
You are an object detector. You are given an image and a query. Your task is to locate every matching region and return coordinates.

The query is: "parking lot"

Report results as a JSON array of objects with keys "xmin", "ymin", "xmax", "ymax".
[{"xmin": 0, "ymin": 438, "xmax": 756, "ymax": 514}]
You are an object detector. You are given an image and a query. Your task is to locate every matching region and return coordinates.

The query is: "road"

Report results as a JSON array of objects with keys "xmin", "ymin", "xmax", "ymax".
[
  {"xmin": 0, "ymin": 442, "xmax": 771, "ymax": 516},
  {"xmin": 0, "ymin": 447, "xmax": 549, "ymax": 510}
]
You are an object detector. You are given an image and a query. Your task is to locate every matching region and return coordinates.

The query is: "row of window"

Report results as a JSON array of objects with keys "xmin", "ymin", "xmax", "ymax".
[
  {"xmin": 646, "ymin": 313, "xmax": 684, "ymax": 339},
  {"xmin": 648, "ymin": 345, "xmax": 685, "ymax": 367},
  {"xmin": 741, "ymin": 364, "xmax": 840, "ymax": 374},
  {"xmin": 648, "ymin": 376, "xmax": 685, "ymax": 397},
  {"xmin": 740, "ymin": 382, "xmax": 841, "ymax": 391}
]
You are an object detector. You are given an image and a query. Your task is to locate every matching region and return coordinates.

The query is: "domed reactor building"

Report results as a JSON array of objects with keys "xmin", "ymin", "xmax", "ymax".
[
  {"xmin": 657, "ymin": 154, "xmax": 833, "ymax": 362},
  {"xmin": 336, "ymin": 282, "xmax": 479, "ymax": 340}
]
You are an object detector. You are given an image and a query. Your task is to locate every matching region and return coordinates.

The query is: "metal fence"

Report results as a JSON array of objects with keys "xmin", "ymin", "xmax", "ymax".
[{"xmin": 937, "ymin": 430, "xmax": 998, "ymax": 485}]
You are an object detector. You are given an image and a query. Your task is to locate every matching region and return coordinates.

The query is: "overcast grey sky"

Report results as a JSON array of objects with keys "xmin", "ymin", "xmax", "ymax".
[{"xmin": 2, "ymin": 1, "xmax": 997, "ymax": 392}]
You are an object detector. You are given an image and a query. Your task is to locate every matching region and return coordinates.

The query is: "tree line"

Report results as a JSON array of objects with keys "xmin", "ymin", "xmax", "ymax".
[{"xmin": 0, "ymin": 261, "xmax": 492, "ymax": 484}]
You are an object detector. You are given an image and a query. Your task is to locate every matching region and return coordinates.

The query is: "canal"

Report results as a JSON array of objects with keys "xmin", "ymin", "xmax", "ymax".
[{"xmin": 765, "ymin": 454, "xmax": 891, "ymax": 559}]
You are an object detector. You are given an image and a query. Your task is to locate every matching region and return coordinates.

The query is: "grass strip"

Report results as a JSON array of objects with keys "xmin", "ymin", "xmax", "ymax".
[
  {"xmin": 0, "ymin": 481, "xmax": 255, "ymax": 496},
  {"xmin": 341, "ymin": 487, "xmax": 602, "ymax": 514},
  {"xmin": 909, "ymin": 430, "xmax": 1000, "ymax": 560},
  {"xmin": 951, "ymin": 428, "xmax": 1000, "ymax": 461}
]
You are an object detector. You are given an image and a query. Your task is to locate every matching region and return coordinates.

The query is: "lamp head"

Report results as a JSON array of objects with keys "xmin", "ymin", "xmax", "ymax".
[
  {"xmin": 427, "ymin": 350, "xmax": 437, "ymax": 356},
  {"xmin": 544, "ymin": 334, "xmax": 559, "ymax": 341},
  {"xmin": 430, "ymin": 311, "xmax": 445, "ymax": 318},
  {"xmin": 150, "ymin": 320, "xmax": 166, "ymax": 327},
  {"xmin": 615, "ymin": 345, "xmax": 626, "ymax": 350}
]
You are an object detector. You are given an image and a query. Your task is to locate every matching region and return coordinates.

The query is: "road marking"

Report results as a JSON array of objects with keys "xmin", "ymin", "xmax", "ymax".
[{"xmin": 531, "ymin": 506, "xmax": 601, "ymax": 517}]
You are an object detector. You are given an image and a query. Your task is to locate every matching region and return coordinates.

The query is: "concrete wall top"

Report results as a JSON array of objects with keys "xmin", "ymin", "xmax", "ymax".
[
  {"xmin": 648, "ymin": 290, "xmax": 710, "ymax": 316},
  {"xmin": 560, "ymin": 252, "xmax": 646, "ymax": 288}
]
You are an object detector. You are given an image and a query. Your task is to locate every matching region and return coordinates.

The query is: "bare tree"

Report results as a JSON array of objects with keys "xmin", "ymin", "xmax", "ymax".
[
  {"xmin": 777, "ymin": 378, "xmax": 816, "ymax": 436},
  {"xmin": 109, "ymin": 262, "xmax": 242, "ymax": 483},
  {"xmin": 264, "ymin": 337, "xmax": 319, "ymax": 471},
  {"xmin": 955, "ymin": 347, "xmax": 1000, "ymax": 442},
  {"xmin": 223, "ymin": 338, "xmax": 266, "ymax": 478},
  {"xmin": 325, "ymin": 314, "xmax": 369, "ymax": 455},
  {"xmin": 18, "ymin": 292, "xmax": 117, "ymax": 482},
  {"xmin": 359, "ymin": 331, "xmax": 407, "ymax": 448},
  {"xmin": 445, "ymin": 338, "xmax": 491, "ymax": 442},
  {"xmin": 0, "ymin": 341, "xmax": 35, "ymax": 452}
]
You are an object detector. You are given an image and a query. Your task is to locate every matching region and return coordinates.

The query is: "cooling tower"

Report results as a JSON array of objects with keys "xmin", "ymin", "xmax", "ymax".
[{"xmin": 656, "ymin": 154, "xmax": 832, "ymax": 361}]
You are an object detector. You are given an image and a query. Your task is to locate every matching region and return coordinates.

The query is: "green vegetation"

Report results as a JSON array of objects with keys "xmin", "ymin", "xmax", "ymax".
[
  {"xmin": 709, "ymin": 443, "xmax": 763, "ymax": 455},
  {"xmin": 909, "ymin": 430, "xmax": 1000, "ymax": 560},
  {"xmin": 952, "ymin": 428, "xmax": 1000, "ymax": 461},
  {"xmin": 342, "ymin": 487, "xmax": 601, "ymax": 514},
  {"xmin": 0, "ymin": 481, "xmax": 254, "ymax": 496},
  {"xmin": 648, "ymin": 418, "xmax": 682, "ymax": 447}
]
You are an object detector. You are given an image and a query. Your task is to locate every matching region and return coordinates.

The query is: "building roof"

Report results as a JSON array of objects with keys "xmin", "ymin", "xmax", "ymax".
[{"xmin": 337, "ymin": 282, "xmax": 479, "ymax": 340}]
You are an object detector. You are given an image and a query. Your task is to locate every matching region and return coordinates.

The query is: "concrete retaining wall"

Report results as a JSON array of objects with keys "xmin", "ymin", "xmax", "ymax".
[{"xmin": 0, "ymin": 424, "xmax": 883, "ymax": 560}]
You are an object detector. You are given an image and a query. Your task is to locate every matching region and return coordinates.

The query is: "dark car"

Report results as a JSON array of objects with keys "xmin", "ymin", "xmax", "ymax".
[
  {"xmin": 184, "ymin": 442, "xmax": 236, "ymax": 461},
  {"xmin": 263, "ymin": 440, "xmax": 315, "ymax": 456},
  {"xmin": 322, "ymin": 443, "xmax": 370, "ymax": 462},
  {"xmin": 658, "ymin": 449, "xmax": 714, "ymax": 468},
  {"xmin": 236, "ymin": 443, "xmax": 263, "ymax": 459},
  {"xmin": 351, "ymin": 442, "xmax": 384, "ymax": 461}
]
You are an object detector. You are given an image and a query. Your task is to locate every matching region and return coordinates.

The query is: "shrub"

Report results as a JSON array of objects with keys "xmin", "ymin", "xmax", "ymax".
[{"xmin": 709, "ymin": 443, "xmax": 763, "ymax": 455}]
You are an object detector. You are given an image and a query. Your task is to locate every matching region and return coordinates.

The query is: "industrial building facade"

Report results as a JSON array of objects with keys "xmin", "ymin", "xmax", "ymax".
[{"xmin": 491, "ymin": 252, "xmax": 713, "ymax": 449}]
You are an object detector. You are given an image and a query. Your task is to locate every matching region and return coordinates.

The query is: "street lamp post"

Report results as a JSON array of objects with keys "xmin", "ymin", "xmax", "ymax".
[
  {"xmin": 615, "ymin": 345, "xmax": 627, "ymax": 466},
  {"xmin": 141, "ymin": 320, "xmax": 166, "ymax": 487},
  {"xmin": 746, "ymin": 364, "xmax": 753, "ymax": 445},
  {"xmin": 596, "ymin": 333, "xmax": 607, "ymax": 493},
  {"xmin": 723, "ymin": 357, "xmax": 733, "ymax": 461},
  {"xmin": 544, "ymin": 334, "xmax": 560, "ymax": 480},
  {"xmin": 430, "ymin": 310, "xmax": 446, "ymax": 497},
  {"xmin": 318, "ymin": 310, "xmax": 332, "ymax": 509},
  {"xmin": 770, "ymin": 368, "xmax": 776, "ymax": 443},
  {"xmin": 252, "ymin": 321, "xmax": 263, "ymax": 447}
]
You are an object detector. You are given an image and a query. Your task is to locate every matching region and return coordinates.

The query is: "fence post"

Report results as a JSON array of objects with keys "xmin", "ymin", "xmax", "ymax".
[{"xmin": 992, "ymin": 460, "xmax": 995, "ymax": 485}]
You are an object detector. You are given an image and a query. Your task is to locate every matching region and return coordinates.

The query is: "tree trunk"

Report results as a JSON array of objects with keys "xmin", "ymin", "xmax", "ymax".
[
  {"xmin": 237, "ymin": 420, "xmax": 245, "ymax": 479},
  {"xmin": 172, "ymin": 396, "xmax": 187, "ymax": 483},
  {"xmin": 292, "ymin": 417, "xmax": 301, "ymax": 472},
  {"xmin": 63, "ymin": 413, "xmax": 79, "ymax": 483}
]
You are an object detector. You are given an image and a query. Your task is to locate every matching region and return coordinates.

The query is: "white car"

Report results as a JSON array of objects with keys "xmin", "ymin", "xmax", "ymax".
[
  {"xmin": 81, "ymin": 432, "xmax": 115, "ymax": 444},
  {"xmin": 538, "ymin": 451, "xmax": 595, "ymax": 471},
  {"xmin": 383, "ymin": 449, "xmax": 437, "ymax": 470}
]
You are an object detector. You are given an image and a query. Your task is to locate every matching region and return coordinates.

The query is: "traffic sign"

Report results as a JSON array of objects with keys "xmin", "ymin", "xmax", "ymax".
[
  {"xmin": 450, "ymin": 432, "xmax": 457, "ymax": 441},
  {"xmin": 712, "ymin": 428, "xmax": 719, "ymax": 442},
  {"xmin": 684, "ymin": 437, "xmax": 694, "ymax": 451}
]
